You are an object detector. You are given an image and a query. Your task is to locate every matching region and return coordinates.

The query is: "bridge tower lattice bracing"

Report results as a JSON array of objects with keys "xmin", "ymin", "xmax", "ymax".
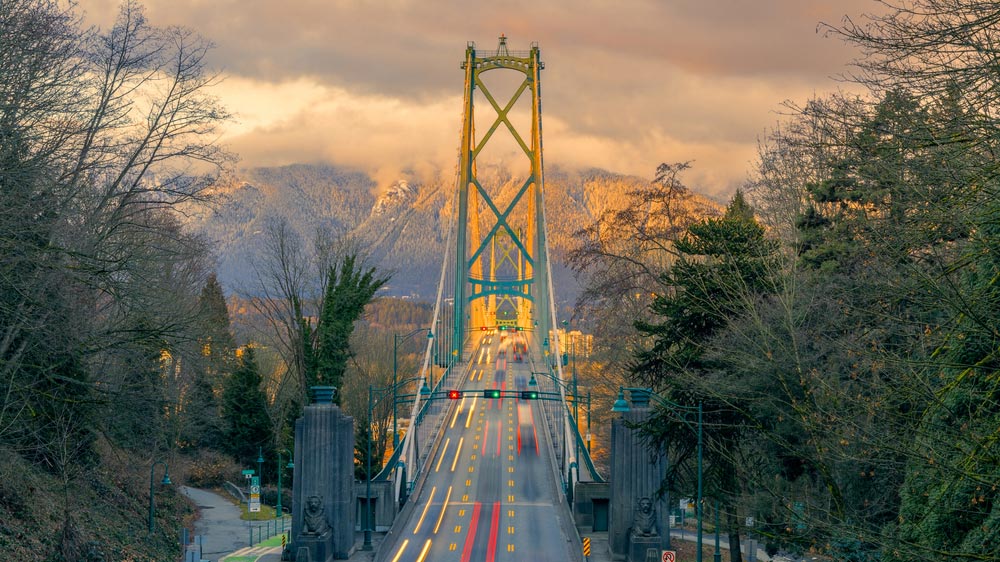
[{"xmin": 453, "ymin": 35, "xmax": 551, "ymax": 360}]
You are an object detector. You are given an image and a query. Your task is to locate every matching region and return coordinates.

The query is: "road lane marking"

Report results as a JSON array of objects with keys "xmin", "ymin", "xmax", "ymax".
[
  {"xmin": 508, "ymin": 525, "xmax": 514, "ymax": 534},
  {"xmin": 435, "ymin": 438, "xmax": 450, "ymax": 472},
  {"xmin": 413, "ymin": 487, "xmax": 436, "ymax": 534},
  {"xmin": 415, "ymin": 539, "xmax": 433, "ymax": 562},
  {"xmin": 482, "ymin": 420, "xmax": 489, "ymax": 454},
  {"xmin": 450, "ymin": 543, "xmax": 457, "ymax": 551},
  {"xmin": 390, "ymin": 539, "xmax": 409, "ymax": 562},
  {"xmin": 451, "ymin": 437, "xmax": 464, "ymax": 472},
  {"xmin": 465, "ymin": 397, "xmax": 478, "ymax": 428},
  {"xmin": 433, "ymin": 486, "xmax": 452, "ymax": 534},
  {"xmin": 450, "ymin": 397, "xmax": 467, "ymax": 428},
  {"xmin": 507, "ymin": 544, "xmax": 515, "ymax": 552}
]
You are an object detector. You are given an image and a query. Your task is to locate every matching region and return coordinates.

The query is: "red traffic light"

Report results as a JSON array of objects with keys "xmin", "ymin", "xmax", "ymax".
[{"xmin": 448, "ymin": 390, "xmax": 463, "ymax": 399}]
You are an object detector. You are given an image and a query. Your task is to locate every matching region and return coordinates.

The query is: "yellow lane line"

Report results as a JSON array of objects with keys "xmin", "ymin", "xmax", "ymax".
[
  {"xmin": 433, "ymin": 486, "xmax": 453, "ymax": 534},
  {"xmin": 390, "ymin": 539, "xmax": 409, "ymax": 562},
  {"xmin": 435, "ymin": 438, "xmax": 451, "ymax": 472},
  {"xmin": 465, "ymin": 397, "xmax": 478, "ymax": 428},
  {"xmin": 415, "ymin": 539, "xmax": 433, "ymax": 562},
  {"xmin": 450, "ymin": 437, "xmax": 464, "ymax": 472},
  {"xmin": 413, "ymin": 487, "xmax": 437, "ymax": 534},
  {"xmin": 450, "ymin": 396, "xmax": 467, "ymax": 429}
]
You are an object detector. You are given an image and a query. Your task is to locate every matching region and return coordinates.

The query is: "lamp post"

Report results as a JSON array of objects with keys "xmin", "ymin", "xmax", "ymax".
[
  {"xmin": 393, "ymin": 328, "xmax": 434, "ymax": 449},
  {"xmin": 714, "ymin": 498, "xmax": 722, "ymax": 562},
  {"xmin": 528, "ymin": 371, "xmax": 588, "ymax": 471},
  {"xmin": 364, "ymin": 378, "xmax": 432, "ymax": 550},
  {"xmin": 256, "ymin": 447, "xmax": 264, "ymax": 488},
  {"xmin": 148, "ymin": 460, "xmax": 172, "ymax": 534},
  {"xmin": 613, "ymin": 387, "xmax": 704, "ymax": 562},
  {"xmin": 276, "ymin": 451, "xmax": 294, "ymax": 518}
]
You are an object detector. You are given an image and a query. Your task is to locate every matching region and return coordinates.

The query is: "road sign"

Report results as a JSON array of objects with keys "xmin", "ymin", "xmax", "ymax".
[
  {"xmin": 661, "ymin": 551, "xmax": 676, "ymax": 562},
  {"xmin": 249, "ymin": 476, "xmax": 261, "ymax": 513},
  {"xmin": 582, "ymin": 537, "xmax": 591, "ymax": 557}
]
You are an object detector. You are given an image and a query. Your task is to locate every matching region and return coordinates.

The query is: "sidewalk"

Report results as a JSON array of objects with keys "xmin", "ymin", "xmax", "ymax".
[
  {"xmin": 181, "ymin": 485, "xmax": 383, "ymax": 562},
  {"xmin": 242, "ymin": 531, "xmax": 383, "ymax": 562},
  {"xmin": 577, "ymin": 528, "xmax": 771, "ymax": 562},
  {"xmin": 181, "ymin": 486, "xmax": 254, "ymax": 561}
]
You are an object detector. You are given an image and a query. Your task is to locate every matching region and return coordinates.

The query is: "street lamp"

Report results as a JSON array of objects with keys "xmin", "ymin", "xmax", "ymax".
[
  {"xmin": 393, "ymin": 328, "xmax": 434, "ymax": 449},
  {"xmin": 257, "ymin": 447, "xmax": 264, "ymax": 489},
  {"xmin": 364, "ymin": 378, "xmax": 432, "ymax": 550},
  {"xmin": 276, "ymin": 450, "xmax": 294, "ymax": 518},
  {"xmin": 528, "ymin": 370, "xmax": 586, "ymax": 469},
  {"xmin": 148, "ymin": 460, "xmax": 172, "ymax": 534},
  {"xmin": 613, "ymin": 387, "xmax": 704, "ymax": 562}
]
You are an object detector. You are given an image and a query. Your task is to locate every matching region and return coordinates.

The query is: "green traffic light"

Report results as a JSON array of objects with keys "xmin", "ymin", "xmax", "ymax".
[
  {"xmin": 483, "ymin": 389, "xmax": 502, "ymax": 399},
  {"xmin": 519, "ymin": 390, "xmax": 538, "ymax": 400}
]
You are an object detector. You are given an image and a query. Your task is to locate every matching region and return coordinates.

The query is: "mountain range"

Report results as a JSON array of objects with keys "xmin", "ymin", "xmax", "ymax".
[{"xmin": 185, "ymin": 163, "xmax": 722, "ymax": 304}]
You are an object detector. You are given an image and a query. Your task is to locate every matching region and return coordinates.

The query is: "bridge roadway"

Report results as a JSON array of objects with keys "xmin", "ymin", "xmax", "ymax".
[{"xmin": 379, "ymin": 332, "xmax": 579, "ymax": 562}]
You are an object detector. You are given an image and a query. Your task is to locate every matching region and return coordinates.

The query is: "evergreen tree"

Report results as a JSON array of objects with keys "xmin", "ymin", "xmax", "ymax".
[
  {"xmin": 180, "ymin": 273, "xmax": 236, "ymax": 450},
  {"xmin": 633, "ymin": 191, "xmax": 779, "ymax": 554},
  {"xmin": 310, "ymin": 255, "xmax": 389, "ymax": 401},
  {"xmin": 222, "ymin": 346, "xmax": 272, "ymax": 467},
  {"xmin": 199, "ymin": 273, "xmax": 236, "ymax": 370}
]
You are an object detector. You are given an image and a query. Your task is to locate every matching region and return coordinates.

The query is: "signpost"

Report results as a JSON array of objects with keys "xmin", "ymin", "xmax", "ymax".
[
  {"xmin": 661, "ymin": 551, "xmax": 676, "ymax": 562},
  {"xmin": 249, "ymin": 476, "xmax": 261, "ymax": 513},
  {"xmin": 582, "ymin": 537, "xmax": 591, "ymax": 559}
]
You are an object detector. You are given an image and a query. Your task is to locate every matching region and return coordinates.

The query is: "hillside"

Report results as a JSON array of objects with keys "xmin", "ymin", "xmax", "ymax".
[{"xmin": 187, "ymin": 163, "xmax": 722, "ymax": 303}]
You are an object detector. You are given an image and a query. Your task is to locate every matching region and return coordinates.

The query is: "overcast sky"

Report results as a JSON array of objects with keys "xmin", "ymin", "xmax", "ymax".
[{"xmin": 83, "ymin": 0, "xmax": 880, "ymax": 199}]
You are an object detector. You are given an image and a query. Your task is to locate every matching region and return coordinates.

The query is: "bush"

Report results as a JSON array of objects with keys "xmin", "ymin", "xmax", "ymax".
[{"xmin": 186, "ymin": 450, "xmax": 240, "ymax": 487}]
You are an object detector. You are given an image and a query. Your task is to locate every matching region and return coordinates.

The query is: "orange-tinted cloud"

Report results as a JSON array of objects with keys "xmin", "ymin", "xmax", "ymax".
[{"xmin": 82, "ymin": 0, "xmax": 880, "ymax": 198}]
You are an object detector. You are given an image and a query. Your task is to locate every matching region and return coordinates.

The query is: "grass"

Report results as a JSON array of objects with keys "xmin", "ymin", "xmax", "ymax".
[{"xmin": 238, "ymin": 502, "xmax": 278, "ymax": 520}]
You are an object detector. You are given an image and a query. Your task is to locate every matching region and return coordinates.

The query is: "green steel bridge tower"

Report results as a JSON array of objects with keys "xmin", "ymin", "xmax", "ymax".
[{"xmin": 453, "ymin": 35, "xmax": 552, "ymax": 360}]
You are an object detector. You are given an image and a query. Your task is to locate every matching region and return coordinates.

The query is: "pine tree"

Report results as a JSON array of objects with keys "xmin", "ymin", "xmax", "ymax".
[
  {"xmin": 222, "ymin": 346, "xmax": 272, "ymax": 466},
  {"xmin": 309, "ymin": 255, "xmax": 389, "ymax": 401}
]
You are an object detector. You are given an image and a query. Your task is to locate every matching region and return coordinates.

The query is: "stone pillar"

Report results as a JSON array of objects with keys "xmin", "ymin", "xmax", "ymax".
[
  {"xmin": 288, "ymin": 386, "xmax": 356, "ymax": 561},
  {"xmin": 609, "ymin": 393, "xmax": 670, "ymax": 560}
]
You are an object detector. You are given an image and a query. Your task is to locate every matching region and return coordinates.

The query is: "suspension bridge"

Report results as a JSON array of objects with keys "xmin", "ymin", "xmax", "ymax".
[{"xmin": 369, "ymin": 35, "xmax": 606, "ymax": 562}]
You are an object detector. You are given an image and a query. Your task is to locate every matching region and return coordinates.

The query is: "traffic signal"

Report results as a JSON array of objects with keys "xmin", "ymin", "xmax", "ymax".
[
  {"xmin": 448, "ymin": 390, "xmax": 463, "ymax": 399},
  {"xmin": 519, "ymin": 390, "xmax": 538, "ymax": 400},
  {"xmin": 483, "ymin": 389, "xmax": 501, "ymax": 399},
  {"xmin": 499, "ymin": 325, "xmax": 507, "ymax": 331}
]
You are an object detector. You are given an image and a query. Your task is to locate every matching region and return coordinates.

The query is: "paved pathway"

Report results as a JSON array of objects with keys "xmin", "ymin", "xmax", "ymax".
[{"xmin": 182, "ymin": 486, "xmax": 253, "ymax": 560}]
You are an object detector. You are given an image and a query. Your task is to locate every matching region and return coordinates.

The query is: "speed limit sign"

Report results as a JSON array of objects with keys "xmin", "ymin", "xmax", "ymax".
[{"xmin": 661, "ymin": 551, "xmax": 676, "ymax": 562}]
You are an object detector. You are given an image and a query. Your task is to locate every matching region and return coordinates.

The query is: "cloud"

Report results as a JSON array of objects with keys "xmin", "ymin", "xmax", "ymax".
[{"xmin": 82, "ymin": 0, "xmax": 881, "ymax": 198}]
